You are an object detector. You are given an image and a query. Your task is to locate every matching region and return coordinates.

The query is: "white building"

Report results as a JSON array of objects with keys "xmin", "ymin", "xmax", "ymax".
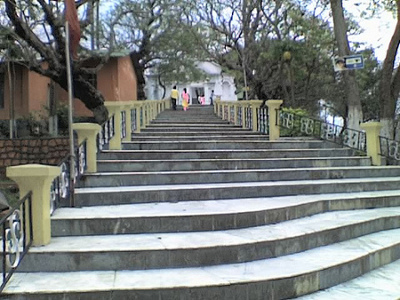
[{"xmin": 145, "ymin": 62, "xmax": 238, "ymax": 104}]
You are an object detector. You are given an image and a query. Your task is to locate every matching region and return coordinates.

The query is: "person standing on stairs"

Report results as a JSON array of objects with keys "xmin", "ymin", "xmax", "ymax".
[
  {"xmin": 170, "ymin": 86, "xmax": 179, "ymax": 110},
  {"xmin": 182, "ymin": 88, "xmax": 190, "ymax": 111}
]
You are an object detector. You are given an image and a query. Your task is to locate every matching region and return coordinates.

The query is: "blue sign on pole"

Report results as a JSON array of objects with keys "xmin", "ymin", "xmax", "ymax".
[
  {"xmin": 344, "ymin": 55, "xmax": 364, "ymax": 70},
  {"xmin": 333, "ymin": 54, "xmax": 364, "ymax": 71}
]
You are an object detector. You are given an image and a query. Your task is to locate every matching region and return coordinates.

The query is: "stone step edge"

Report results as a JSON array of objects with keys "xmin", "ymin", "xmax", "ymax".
[
  {"xmin": 122, "ymin": 140, "xmax": 327, "ymax": 144},
  {"xmin": 96, "ymin": 157, "xmax": 366, "ymax": 164},
  {"xmin": 4, "ymin": 229, "xmax": 400, "ymax": 296},
  {"xmin": 74, "ymin": 177, "xmax": 400, "ymax": 195},
  {"xmin": 100, "ymin": 148, "xmax": 350, "ymax": 153},
  {"xmin": 84, "ymin": 165, "xmax": 400, "ymax": 177},
  {"xmin": 35, "ymin": 208, "xmax": 400, "ymax": 254},
  {"xmin": 52, "ymin": 190, "xmax": 400, "ymax": 221},
  {"xmin": 297, "ymin": 258, "xmax": 400, "ymax": 299}
]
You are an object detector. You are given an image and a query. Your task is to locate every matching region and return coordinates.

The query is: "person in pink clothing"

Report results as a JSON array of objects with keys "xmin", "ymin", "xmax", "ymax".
[
  {"xmin": 199, "ymin": 94, "xmax": 205, "ymax": 105},
  {"xmin": 182, "ymin": 88, "xmax": 190, "ymax": 111}
]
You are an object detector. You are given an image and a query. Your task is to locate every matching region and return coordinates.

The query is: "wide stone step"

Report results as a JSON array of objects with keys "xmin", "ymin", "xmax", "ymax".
[
  {"xmin": 52, "ymin": 191, "xmax": 400, "ymax": 236},
  {"xmin": 78, "ymin": 166, "xmax": 400, "ymax": 187},
  {"xmin": 74, "ymin": 177, "xmax": 400, "ymax": 206},
  {"xmin": 140, "ymin": 126, "xmax": 250, "ymax": 132},
  {"xmin": 131, "ymin": 134, "xmax": 266, "ymax": 141},
  {"xmin": 150, "ymin": 119, "xmax": 230, "ymax": 124},
  {"xmin": 121, "ymin": 140, "xmax": 341, "ymax": 150},
  {"xmin": 5, "ymin": 229, "xmax": 400, "ymax": 299},
  {"xmin": 134, "ymin": 130, "xmax": 259, "ymax": 136},
  {"xmin": 99, "ymin": 148, "xmax": 355, "ymax": 161},
  {"xmin": 297, "ymin": 258, "xmax": 400, "ymax": 299},
  {"xmin": 19, "ymin": 208, "xmax": 400, "ymax": 272},
  {"xmin": 146, "ymin": 123, "xmax": 238, "ymax": 128}
]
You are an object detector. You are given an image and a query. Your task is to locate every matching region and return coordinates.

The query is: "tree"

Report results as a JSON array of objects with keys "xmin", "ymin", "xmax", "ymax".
[
  {"xmin": 329, "ymin": 0, "xmax": 363, "ymax": 130},
  {"xmin": 2, "ymin": 0, "xmax": 108, "ymax": 124},
  {"xmin": 104, "ymin": 0, "xmax": 206, "ymax": 99},
  {"xmin": 378, "ymin": 0, "xmax": 400, "ymax": 139},
  {"xmin": 181, "ymin": 0, "xmax": 338, "ymax": 114}
]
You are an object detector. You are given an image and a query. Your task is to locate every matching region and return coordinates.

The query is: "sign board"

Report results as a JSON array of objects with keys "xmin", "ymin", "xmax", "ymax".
[{"xmin": 332, "ymin": 54, "xmax": 364, "ymax": 71}]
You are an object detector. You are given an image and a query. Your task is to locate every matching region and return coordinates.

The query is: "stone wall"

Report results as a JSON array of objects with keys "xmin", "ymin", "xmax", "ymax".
[{"xmin": 0, "ymin": 137, "xmax": 70, "ymax": 179}]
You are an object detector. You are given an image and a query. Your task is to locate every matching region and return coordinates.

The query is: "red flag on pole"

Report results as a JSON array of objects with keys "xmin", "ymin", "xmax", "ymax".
[{"xmin": 65, "ymin": 0, "xmax": 81, "ymax": 59}]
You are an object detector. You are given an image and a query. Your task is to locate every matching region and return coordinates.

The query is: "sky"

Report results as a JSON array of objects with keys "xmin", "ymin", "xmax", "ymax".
[{"xmin": 346, "ymin": 2, "xmax": 397, "ymax": 61}]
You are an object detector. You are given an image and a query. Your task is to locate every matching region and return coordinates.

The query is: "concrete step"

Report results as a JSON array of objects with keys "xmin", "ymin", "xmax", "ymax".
[
  {"xmin": 146, "ymin": 123, "xmax": 239, "ymax": 128},
  {"xmin": 74, "ymin": 177, "xmax": 400, "ymax": 206},
  {"xmin": 52, "ymin": 190, "xmax": 400, "ymax": 236},
  {"xmin": 150, "ymin": 119, "xmax": 230, "ymax": 124},
  {"xmin": 297, "ymin": 258, "xmax": 400, "ymax": 300},
  {"xmin": 140, "ymin": 126, "xmax": 249, "ymax": 132},
  {"xmin": 131, "ymin": 134, "xmax": 267, "ymax": 141},
  {"xmin": 78, "ymin": 166, "xmax": 400, "ymax": 187},
  {"xmin": 121, "ymin": 140, "xmax": 341, "ymax": 150},
  {"xmin": 5, "ymin": 229, "xmax": 400, "ymax": 299},
  {"xmin": 19, "ymin": 208, "xmax": 400, "ymax": 272},
  {"xmin": 99, "ymin": 148, "xmax": 356, "ymax": 161},
  {"xmin": 133, "ymin": 130, "xmax": 260, "ymax": 136}
]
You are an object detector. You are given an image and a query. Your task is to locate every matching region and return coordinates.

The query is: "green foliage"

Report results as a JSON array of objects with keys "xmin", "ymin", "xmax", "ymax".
[{"xmin": 280, "ymin": 107, "xmax": 312, "ymax": 137}]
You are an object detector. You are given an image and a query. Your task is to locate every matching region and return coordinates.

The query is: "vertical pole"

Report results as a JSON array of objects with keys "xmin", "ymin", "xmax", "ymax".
[{"xmin": 65, "ymin": 22, "xmax": 75, "ymax": 207}]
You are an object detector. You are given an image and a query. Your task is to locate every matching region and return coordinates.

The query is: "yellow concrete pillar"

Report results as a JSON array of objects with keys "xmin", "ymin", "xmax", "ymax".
[
  {"xmin": 105, "ymin": 102, "xmax": 123, "ymax": 150},
  {"xmin": 251, "ymin": 100, "xmax": 263, "ymax": 132},
  {"xmin": 241, "ymin": 101, "xmax": 250, "ymax": 129},
  {"xmin": 7, "ymin": 164, "xmax": 60, "ymax": 246},
  {"xmin": 360, "ymin": 122, "xmax": 382, "ymax": 166},
  {"xmin": 145, "ymin": 103, "xmax": 150, "ymax": 126},
  {"xmin": 267, "ymin": 99, "xmax": 284, "ymax": 140},
  {"xmin": 133, "ymin": 102, "xmax": 141, "ymax": 133},
  {"xmin": 72, "ymin": 123, "xmax": 101, "ymax": 173},
  {"xmin": 214, "ymin": 99, "xmax": 219, "ymax": 115},
  {"xmin": 242, "ymin": 104, "xmax": 247, "ymax": 129},
  {"xmin": 227, "ymin": 103, "xmax": 232, "ymax": 123},
  {"xmin": 232, "ymin": 104, "xmax": 236, "ymax": 125},
  {"xmin": 122, "ymin": 103, "xmax": 133, "ymax": 142}
]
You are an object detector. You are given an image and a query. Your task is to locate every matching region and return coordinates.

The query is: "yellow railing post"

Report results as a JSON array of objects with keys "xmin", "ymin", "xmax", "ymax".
[
  {"xmin": 215, "ymin": 99, "xmax": 220, "ymax": 116},
  {"xmin": 233, "ymin": 103, "xmax": 238, "ymax": 125},
  {"xmin": 72, "ymin": 123, "xmax": 101, "ymax": 173},
  {"xmin": 133, "ymin": 102, "xmax": 141, "ymax": 133},
  {"xmin": 240, "ymin": 101, "xmax": 250, "ymax": 129},
  {"xmin": 250, "ymin": 100, "xmax": 263, "ymax": 132},
  {"xmin": 266, "ymin": 99, "xmax": 283, "ymax": 140},
  {"xmin": 227, "ymin": 103, "xmax": 232, "ymax": 123},
  {"xmin": 360, "ymin": 122, "xmax": 382, "ymax": 166},
  {"xmin": 122, "ymin": 103, "xmax": 132, "ymax": 142},
  {"xmin": 105, "ymin": 101, "xmax": 123, "ymax": 150},
  {"xmin": 7, "ymin": 164, "xmax": 60, "ymax": 246}
]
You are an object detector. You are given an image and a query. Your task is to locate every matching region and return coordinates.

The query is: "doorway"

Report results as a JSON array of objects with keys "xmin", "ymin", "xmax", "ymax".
[{"xmin": 191, "ymin": 87, "xmax": 205, "ymax": 104}]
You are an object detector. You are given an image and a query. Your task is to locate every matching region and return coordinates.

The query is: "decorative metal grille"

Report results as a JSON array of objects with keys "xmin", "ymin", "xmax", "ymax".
[
  {"xmin": 121, "ymin": 111, "xmax": 127, "ymax": 139},
  {"xmin": 279, "ymin": 110, "xmax": 366, "ymax": 152},
  {"xmin": 380, "ymin": 137, "xmax": 400, "ymax": 161},
  {"xmin": 1, "ymin": 192, "xmax": 33, "ymax": 292}
]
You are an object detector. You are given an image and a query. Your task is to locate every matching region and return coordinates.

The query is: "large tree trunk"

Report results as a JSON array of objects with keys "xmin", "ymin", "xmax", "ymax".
[
  {"xmin": 379, "ymin": 2, "xmax": 400, "ymax": 139},
  {"xmin": 330, "ymin": 0, "xmax": 363, "ymax": 130},
  {"xmin": 130, "ymin": 52, "xmax": 147, "ymax": 100},
  {"xmin": 5, "ymin": 0, "xmax": 108, "ymax": 124},
  {"xmin": 56, "ymin": 69, "xmax": 108, "ymax": 124}
]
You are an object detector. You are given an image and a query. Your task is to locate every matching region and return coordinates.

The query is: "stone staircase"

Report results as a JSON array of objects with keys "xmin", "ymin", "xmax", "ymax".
[{"xmin": 3, "ymin": 105, "xmax": 400, "ymax": 299}]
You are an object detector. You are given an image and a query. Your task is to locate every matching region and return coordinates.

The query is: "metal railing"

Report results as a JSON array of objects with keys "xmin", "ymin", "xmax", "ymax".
[
  {"xmin": 50, "ymin": 137, "xmax": 87, "ymax": 213},
  {"xmin": 379, "ymin": 136, "xmax": 400, "ymax": 162},
  {"xmin": 121, "ymin": 110, "xmax": 127, "ymax": 139},
  {"xmin": 97, "ymin": 114, "xmax": 115, "ymax": 151},
  {"xmin": 1, "ymin": 191, "xmax": 33, "ymax": 292},
  {"xmin": 279, "ymin": 110, "xmax": 366, "ymax": 152},
  {"xmin": 258, "ymin": 107, "xmax": 268, "ymax": 134},
  {"xmin": 217, "ymin": 100, "xmax": 269, "ymax": 135}
]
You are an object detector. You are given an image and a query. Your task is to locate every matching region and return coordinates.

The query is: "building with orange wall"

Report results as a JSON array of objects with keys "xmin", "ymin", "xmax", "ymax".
[{"xmin": 0, "ymin": 52, "xmax": 137, "ymax": 121}]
